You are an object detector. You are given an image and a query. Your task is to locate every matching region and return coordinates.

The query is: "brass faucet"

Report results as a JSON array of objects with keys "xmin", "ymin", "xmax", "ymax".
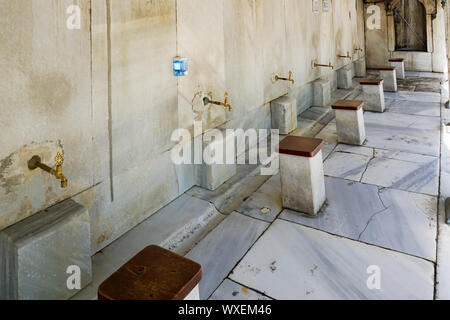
[
  {"xmin": 354, "ymin": 48, "xmax": 364, "ymax": 52},
  {"xmin": 275, "ymin": 71, "xmax": 295, "ymax": 85},
  {"xmin": 313, "ymin": 60, "xmax": 334, "ymax": 70},
  {"xmin": 338, "ymin": 52, "xmax": 352, "ymax": 60},
  {"xmin": 28, "ymin": 152, "xmax": 68, "ymax": 188},
  {"xmin": 203, "ymin": 92, "xmax": 232, "ymax": 112}
]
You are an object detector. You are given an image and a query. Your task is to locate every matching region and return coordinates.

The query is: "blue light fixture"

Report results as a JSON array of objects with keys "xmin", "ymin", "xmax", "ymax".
[{"xmin": 173, "ymin": 57, "xmax": 188, "ymax": 77}]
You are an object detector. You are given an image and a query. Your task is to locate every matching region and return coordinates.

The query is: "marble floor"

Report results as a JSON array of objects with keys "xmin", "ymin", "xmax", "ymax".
[
  {"xmin": 200, "ymin": 74, "xmax": 446, "ymax": 300},
  {"xmin": 75, "ymin": 73, "xmax": 450, "ymax": 300}
]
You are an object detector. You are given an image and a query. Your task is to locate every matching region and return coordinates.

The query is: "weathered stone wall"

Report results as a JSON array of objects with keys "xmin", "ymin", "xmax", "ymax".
[
  {"xmin": 365, "ymin": 0, "xmax": 448, "ymax": 72},
  {"xmin": 0, "ymin": 0, "xmax": 365, "ymax": 254}
]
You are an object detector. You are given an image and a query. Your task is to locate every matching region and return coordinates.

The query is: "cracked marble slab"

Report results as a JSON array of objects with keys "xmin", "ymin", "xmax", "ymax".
[
  {"xmin": 324, "ymin": 152, "xmax": 372, "ymax": 182},
  {"xmin": 237, "ymin": 175, "xmax": 282, "ymax": 222},
  {"xmin": 186, "ymin": 212, "xmax": 269, "ymax": 300},
  {"xmin": 280, "ymin": 177, "xmax": 437, "ymax": 260},
  {"xmin": 230, "ymin": 219, "xmax": 434, "ymax": 300},
  {"xmin": 361, "ymin": 156, "xmax": 439, "ymax": 196},
  {"xmin": 323, "ymin": 145, "xmax": 438, "ymax": 195},
  {"xmin": 209, "ymin": 279, "xmax": 271, "ymax": 300}
]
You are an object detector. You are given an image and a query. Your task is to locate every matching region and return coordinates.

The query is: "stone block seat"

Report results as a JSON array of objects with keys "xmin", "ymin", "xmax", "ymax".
[
  {"xmin": 0, "ymin": 199, "xmax": 92, "ymax": 300},
  {"xmin": 332, "ymin": 100, "xmax": 366, "ymax": 146},
  {"xmin": 377, "ymin": 66, "xmax": 398, "ymax": 92},
  {"xmin": 389, "ymin": 58, "xmax": 405, "ymax": 80},
  {"xmin": 278, "ymin": 136, "xmax": 326, "ymax": 216},
  {"xmin": 360, "ymin": 78, "xmax": 385, "ymax": 113},
  {"xmin": 271, "ymin": 95, "xmax": 298, "ymax": 134},
  {"xmin": 98, "ymin": 245, "xmax": 202, "ymax": 300},
  {"xmin": 337, "ymin": 64, "xmax": 353, "ymax": 89}
]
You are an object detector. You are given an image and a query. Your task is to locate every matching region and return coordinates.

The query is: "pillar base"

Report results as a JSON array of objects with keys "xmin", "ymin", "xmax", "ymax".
[
  {"xmin": 360, "ymin": 79, "xmax": 386, "ymax": 113},
  {"xmin": 379, "ymin": 67, "xmax": 398, "ymax": 92},
  {"xmin": 278, "ymin": 136, "xmax": 326, "ymax": 216},
  {"xmin": 271, "ymin": 95, "xmax": 298, "ymax": 135},
  {"xmin": 313, "ymin": 79, "xmax": 331, "ymax": 107},
  {"xmin": 332, "ymin": 100, "xmax": 366, "ymax": 146}
]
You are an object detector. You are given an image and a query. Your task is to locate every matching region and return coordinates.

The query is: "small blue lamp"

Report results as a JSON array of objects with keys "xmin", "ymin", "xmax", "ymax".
[{"xmin": 173, "ymin": 57, "xmax": 188, "ymax": 76}]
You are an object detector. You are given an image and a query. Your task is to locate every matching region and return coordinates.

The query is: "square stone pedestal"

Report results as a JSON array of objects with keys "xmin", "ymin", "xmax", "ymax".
[
  {"xmin": 98, "ymin": 245, "xmax": 202, "ymax": 300},
  {"xmin": 0, "ymin": 199, "xmax": 92, "ymax": 300},
  {"xmin": 354, "ymin": 59, "xmax": 367, "ymax": 77},
  {"xmin": 389, "ymin": 58, "xmax": 405, "ymax": 80},
  {"xmin": 195, "ymin": 129, "xmax": 237, "ymax": 191},
  {"xmin": 337, "ymin": 65, "xmax": 353, "ymax": 89},
  {"xmin": 313, "ymin": 79, "xmax": 331, "ymax": 107},
  {"xmin": 278, "ymin": 136, "xmax": 326, "ymax": 215},
  {"xmin": 378, "ymin": 67, "xmax": 398, "ymax": 92},
  {"xmin": 332, "ymin": 100, "xmax": 366, "ymax": 146},
  {"xmin": 271, "ymin": 95, "xmax": 298, "ymax": 134},
  {"xmin": 360, "ymin": 79, "xmax": 385, "ymax": 113}
]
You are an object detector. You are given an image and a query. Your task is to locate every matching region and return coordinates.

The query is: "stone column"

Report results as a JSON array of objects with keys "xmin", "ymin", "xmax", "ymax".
[
  {"xmin": 332, "ymin": 100, "xmax": 366, "ymax": 146},
  {"xmin": 278, "ymin": 136, "xmax": 326, "ymax": 215},
  {"xmin": 360, "ymin": 79, "xmax": 386, "ymax": 113}
]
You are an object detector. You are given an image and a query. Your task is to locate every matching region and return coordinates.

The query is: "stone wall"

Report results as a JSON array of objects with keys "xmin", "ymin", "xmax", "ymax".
[
  {"xmin": 364, "ymin": 0, "xmax": 448, "ymax": 72},
  {"xmin": 0, "ymin": 0, "xmax": 365, "ymax": 254}
]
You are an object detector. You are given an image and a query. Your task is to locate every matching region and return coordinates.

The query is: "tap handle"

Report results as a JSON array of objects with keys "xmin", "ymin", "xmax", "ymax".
[{"xmin": 55, "ymin": 152, "xmax": 64, "ymax": 166}]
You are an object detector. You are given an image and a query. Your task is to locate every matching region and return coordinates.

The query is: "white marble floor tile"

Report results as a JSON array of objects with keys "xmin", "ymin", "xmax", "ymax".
[
  {"xmin": 280, "ymin": 177, "xmax": 437, "ymax": 260},
  {"xmin": 186, "ymin": 212, "xmax": 269, "ymax": 300},
  {"xmin": 230, "ymin": 220, "xmax": 435, "ymax": 300},
  {"xmin": 364, "ymin": 122, "xmax": 440, "ymax": 156},
  {"xmin": 335, "ymin": 144, "xmax": 374, "ymax": 157},
  {"xmin": 237, "ymin": 175, "xmax": 282, "ymax": 222},
  {"xmin": 384, "ymin": 91, "xmax": 441, "ymax": 103},
  {"xmin": 359, "ymin": 189, "xmax": 437, "ymax": 261},
  {"xmin": 361, "ymin": 156, "xmax": 439, "ymax": 196},
  {"xmin": 324, "ymin": 152, "xmax": 372, "ymax": 182},
  {"xmin": 364, "ymin": 111, "xmax": 441, "ymax": 131},
  {"xmin": 209, "ymin": 279, "xmax": 271, "ymax": 300},
  {"xmin": 385, "ymin": 99, "xmax": 441, "ymax": 117},
  {"xmin": 436, "ymin": 198, "xmax": 450, "ymax": 300}
]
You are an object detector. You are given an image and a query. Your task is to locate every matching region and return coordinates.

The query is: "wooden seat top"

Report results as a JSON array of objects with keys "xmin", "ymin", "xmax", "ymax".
[
  {"xmin": 360, "ymin": 78, "xmax": 383, "ymax": 85},
  {"xmin": 98, "ymin": 245, "xmax": 202, "ymax": 300},
  {"xmin": 278, "ymin": 136, "xmax": 324, "ymax": 158},
  {"xmin": 389, "ymin": 58, "xmax": 404, "ymax": 62},
  {"xmin": 332, "ymin": 100, "xmax": 364, "ymax": 111},
  {"xmin": 378, "ymin": 66, "xmax": 396, "ymax": 70}
]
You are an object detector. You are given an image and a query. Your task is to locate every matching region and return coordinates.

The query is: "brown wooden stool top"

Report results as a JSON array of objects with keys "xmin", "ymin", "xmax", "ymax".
[
  {"xmin": 360, "ymin": 79, "xmax": 383, "ymax": 85},
  {"xmin": 278, "ymin": 136, "xmax": 324, "ymax": 158},
  {"xmin": 332, "ymin": 100, "xmax": 364, "ymax": 111},
  {"xmin": 389, "ymin": 58, "xmax": 404, "ymax": 62},
  {"xmin": 98, "ymin": 245, "xmax": 202, "ymax": 300},
  {"xmin": 378, "ymin": 66, "xmax": 396, "ymax": 71}
]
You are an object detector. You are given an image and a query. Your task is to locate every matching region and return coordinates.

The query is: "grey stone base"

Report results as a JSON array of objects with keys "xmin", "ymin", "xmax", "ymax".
[
  {"xmin": 390, "ymin": 61, "xmax": 406, "ymax": 80},
  {"xmin": 335, "ymin": 108, "xmax": 366, "ymax": 145},
  {"xmin": 313, "ymin": 80, "xmax": 331, "ymax": 107},
  {"xmin": 337, "ymin": 65, "xmax": 353, "ymax": 89},
  {"xmin": 271, "ymin": 95, "xmax": 298, "ymax": 134},
  {"xmin": 380, "ymin": 70, "xmax": 398, "ymax": 92},
  {"xmin": 280, "ymin": 152, "xmax": 326, "ymax": 215},
  {"xmin": 362, "ymin": 83, "xmax": 386, "ymax": 113},
  {"xmin": 195, "ymin": 129, "xmax": 237, "ymax": 191},
  {"xmin": 354, "ymin": 59, "xmax": 367, "ymax": 78},
  {"xmin": 0, "ymin": 199, "xmax": 92, "ymax": 300}
]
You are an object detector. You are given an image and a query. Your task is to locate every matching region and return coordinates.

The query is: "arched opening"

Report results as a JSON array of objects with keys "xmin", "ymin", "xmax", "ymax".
[{"xmin": 394, "ymin": 0, "xmax": 427, "ymax": 51}]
